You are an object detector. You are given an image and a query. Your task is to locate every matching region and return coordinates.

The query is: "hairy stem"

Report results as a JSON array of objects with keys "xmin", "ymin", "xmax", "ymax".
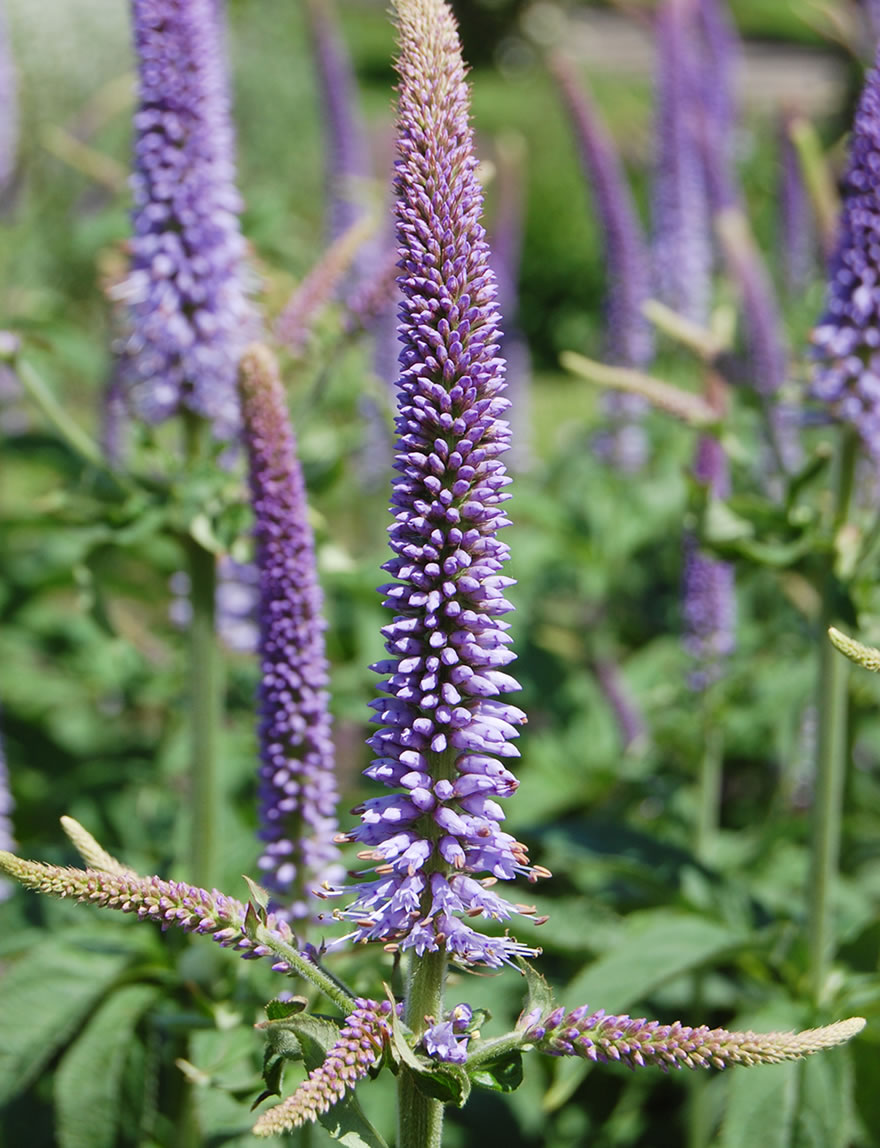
[
  {"xmin": 184, "ymin": 414, "xmax": 223, "ymax": 890},
  {"xmin": 252, "ymin": 924, "xmax": 356, "ymax": 1014},
  {"xmin": 398, "ymin": 948, "xmax": 446, "ymax": 1148},
  {"xmin": 807, "ymin": 430, "xmax": 855, "ymax": 1003}
]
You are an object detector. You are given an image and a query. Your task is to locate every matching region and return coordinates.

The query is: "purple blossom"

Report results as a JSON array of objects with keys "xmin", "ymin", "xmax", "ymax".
[
  {"xmin": 551, "ymin": 52, "xmax": 654, "ymax": 369},
  {"xmin": 305, "ymin": 0, "xmax": 372, "ymax": 249},
  {"xmin": 865, "ymin": 0, "xmax": 880, "ymax": 42},
  {"xmin": 683, "ymin": 436, "xmax": 735, "ymax": 689},
  {"xmin": 523, "ymin": 1004, "xmax": 864, "ymax": 1070},
  {"xmin": 324, "ymin": 0, "xmax": 545, "ymax": 969},
  {"xmin": 779, "ymin": 108, "xmax": 814, "ymax": 294},
  {"xmin": 594, "ymin": 658, "xmax": 646, "ymax": 749},
  {"xmin": 239, "ymin": 345, "xmax": 341, "ymax": 917},
  {"xmin": 812, "ymin": 49, "xmax": 880, "ymax": 459},
  {"xmin": 652, "ymin": 0, "xmax": 712, "ymax": 326},
  {"xmin": 118, "ymin": 0, "xmax": 253, "ymax": 435},
  {"xmin": 695, "ymin": 0, "xmax": 739, "ymax": 214},
  {"xmin": 422, "ymin": 1001, "xmax": 474, "ymax": 1063},
  {"xmin": 253, "ymin": 999, "xmax": 392, "ymax": 1136},
  {"xmin": 0, "ymin": 722, "xmax": 14, "ymax": 901},
  {"xmin": 0, "ymin": 0, "xmax": 18, "ymax": 188}
]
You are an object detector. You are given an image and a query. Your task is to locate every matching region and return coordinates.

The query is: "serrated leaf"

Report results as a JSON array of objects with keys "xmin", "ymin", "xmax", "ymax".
[
  {"xmin": 515, "ymin": 957, "xmax": 554, "ymax": 1026},
  {"xmin": 55, "ymin": 984, "xmax": 161, "ymax": 1148},
  {"xmin": 0, "ymin": 941, "xmax": 134, "ymax": 1106},
  {"xmin": 283, "ymin": 1015, "xmax": 342, "ymax": 1071},
  {"xmin": 470, "ymin": 1050, "xmax": 523, "ymax": 1094},
  {"xmin": 387, "ymin": 1004, "xmax": 428, "ymax": 1074},
  {"xmin": 242, "ymin": 875, "xmax": 271, "ymax": 915}
]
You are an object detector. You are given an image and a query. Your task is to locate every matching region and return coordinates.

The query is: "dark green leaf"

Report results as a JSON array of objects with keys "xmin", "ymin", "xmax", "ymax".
[
  {"xmin": 411, "ymin": 1062, "xmax": 471, "ymax": 1107},
  {"xmin": 719, "ymin": 1002, "xmax": 802, "ymax": 1148},
  {"xmin": 792, "ymin": 1045, "xmax": 854, "ymax": 1148},
  {"xmin": 0, "ymin": 940, "xmax": 134, "ymax": 1106},
  {"xmin": 515, "ymin": 957, "xmax": 555, "ymax": 1026},
  {"xmin": 470, "ymin": 1050, "xmax": 524, "ymax": 1094},
  {"xmin": 55, "ymin": 983, "xmax": 161, "ymax": 1148},
  {"xmin": 264, "ymin": 997, "xmax": 308, "ymax": 1021}
]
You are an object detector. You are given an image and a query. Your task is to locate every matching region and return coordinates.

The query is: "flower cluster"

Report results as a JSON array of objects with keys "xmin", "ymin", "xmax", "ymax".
[
  {"xmin": 0, "ymin": 725, "xmax": 14, "ymax": 901},
  {"xmin": 683, "ymin": 435, "xmax": 735, "ymax": 688},
  {"xmin": 253, "ymin": 998, "xmax": 392, "ymax": 1136},
  {"xmin": 119, "ymin": 0, "xmax": 253, "ymax": 435},
  {"xmin": 239, "ymin": 345, "xmax": 341, "ymax": 917},
  {"xmin": 323, "ymin": 0, "xmax": 546, "ymax": 969},
  {"xmin": 812, "ymin": 48, "xmax": 880, "ymax": 459},
  {"xmin": 421, "ymin": 1002, "xmax": 474, "ymax": 1064},
  {"xmin": 0, "ymin": 853, "xmax": 302, "ymax": 974},
  {"xmin": 524, "ymin": 1005, "xmax": 865, "ymax": 1071}
]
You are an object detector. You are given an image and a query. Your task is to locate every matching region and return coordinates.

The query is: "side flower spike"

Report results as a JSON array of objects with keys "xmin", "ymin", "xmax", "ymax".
[
  {"xmin": 812, "ymin": 46, "xmax": 880, "ymax": 460},
  {"xmin": 523, "ymin": 1005, "xmax": 865, "ymax": 1070},
  {"xmin": 253, "ymin": 999, "xmax": 392, "ymax": 1136},
  {"xmin": 118, "ymin": 0, "xmax": 254, "ymax": 436},
  {"xmin": 0, "ymin": 852, "xmax": 302, "ymax": 974},
  {"xmin": 239, "ymin": 345, "xmax": 342, "ymax": 919},
  {"xmin": 323, "ymin": 0, "xmax": 548, "ymax": 969}
]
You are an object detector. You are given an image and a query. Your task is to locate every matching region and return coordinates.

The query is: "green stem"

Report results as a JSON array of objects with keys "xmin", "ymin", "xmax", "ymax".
[
  {"xmin": 17, "ymin": 358, "xmax": 117, "ymax": 475},
  {"xmin": 253, "ymin": 924, "xmax": 356, "ymax": 1014},
  {"xmin": 696, "ymin": 706, "xmax": 723, "ymax": 865},
  {"xmin": 398, "ymin": 948, "xmax": 446, "ymax": 1148},
  {"xmin": 184, "ymin": 415, "xmax": 222, "ymax": 890},
  {"xmin": 807, "ymin": 431, "xmax": 855, "ymax": 1004}
]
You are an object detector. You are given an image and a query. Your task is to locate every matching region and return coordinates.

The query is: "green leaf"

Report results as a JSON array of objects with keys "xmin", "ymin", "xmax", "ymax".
[
  {"xmin": 242, "ymin": 875, "xmax": 271, "ymax": 916},
  {"xmin": 411, "ymin": 1061, "xmax": 471, "ymax": 1107},
  {"xmin": 792, "ymin": 1045, "xmax": 854, "ymax": 1148},
  {"xmin": 515, "ymin": 957, "xmax": 555, "ymax": 1026},
  {"xmin": 55, "ymin": 983, "xmax": 161, "ymax": 1148},
  {"xmin": 0, "ymin": 940, "xmax": 134, "ymax": 1106},
  {"xmin": 470, "ymin": 1050, "xmax": 524, "ymax": 1094},
  {"xmin": 264, "ymin": 997, "xmax": 308, "ymax": 1021}
]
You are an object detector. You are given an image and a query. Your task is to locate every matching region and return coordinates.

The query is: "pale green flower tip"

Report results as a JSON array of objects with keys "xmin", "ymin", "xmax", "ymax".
[
  {"xmin": 827, "ymin": 627, "xmax": 880, "ymax": 673},
  {"xmin": 60, "ymin": 815, "xmax": 135, "ymax": 876}
]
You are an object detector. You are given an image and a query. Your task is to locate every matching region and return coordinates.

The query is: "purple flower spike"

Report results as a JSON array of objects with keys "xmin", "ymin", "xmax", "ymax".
[
  {"xmin": 683, "ymin": 436, "xmax": 735, "ymax": 689},
  {"xmin": 0, "ymin": 0, "xmax": 18, "ymax": 189},
  {"xmin": 421, "ymin": 1001, "xmax": 475, "ymax": 1062},
  {"xmin": 253, "ymin": 999, "xmax": 392, "ymax": 1136},
  {"xmin": 239, "ymin": 345, "xmax": 341, "ymax": 918},
  {"xmin": 652, "ymin": 0, "xmax": 712, "ymax": 326},
  {"xmin": 305, "ymin": 0, "xmax": 372, "ymax": 248},
  {"xmin": 695, "ymin": 0, "xmax": 739, "ymax": 214},
  {"xmin": 119, "ymin": 0, "xmax": 254, "ymax": 436},
  {"xmin": 779, "ymin": 108, "xmax": 814, "ymax": 294},
  {"xmin": 551, "ymin": 52, "xmax": 653, "ymax": 370},
  {"xmin": 526, "ymin": 1004, "xmax": 864, "ymax": 1071},
  {"xmin": 812, "ymin": 48, "xmax": 880, "ymax": 460},
  {"xmin": 0, "ymin": 723, "xmax": 15, "ymax": 901},
  {"xmin": 325, "ymin": 0, "xmax": 546, "ymax": 969}
]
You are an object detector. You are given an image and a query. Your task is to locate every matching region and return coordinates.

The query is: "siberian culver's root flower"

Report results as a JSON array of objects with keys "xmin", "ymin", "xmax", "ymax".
[
  {"xmin": 239, "ymin": 345, "xmax": 341, "ymax": 917},
  {"xmin": 0, "ymin": 852, "xmax": 303, "ymax": 974},
  {"xmin": 253, "ymin": 998, "xmax": 392, "ymax": 1136},
  {"xmin": 0, "ymin": 725, "xmax": 14, "ymax": 901},
  {"xmin": 119, "ymin": 0, "xmax": 253, "ymax": 435},
  {"xmin": 0, "ymin": 0, "xmax": 18, "ymax": 189},
  {"xmin": 812, "ymin": 47, "xmax": 880, "ymax": 460},
  {"xmin": 524, "ymin": 1004, "xmax": 865, "ymax": 1071},
  {"xmin": 324, "ymin": 0, "xmax": 547, "ymax": 969}
]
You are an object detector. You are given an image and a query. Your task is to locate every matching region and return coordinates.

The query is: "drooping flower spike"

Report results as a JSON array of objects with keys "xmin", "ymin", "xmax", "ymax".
[
  {"xmin": 812, "ymin": 46, "xmax": 880, "ymax": 460},
  {"xmin": 324, "ymin": 0, "xmax": 547, "ymax": 969},
  {"xmin": 119, "ymin": 0, "xmax": 253, "ymax": 435},
  {"xmin": 524, "ymin": 1004, "xmax": 865, "ymax": 1071},
  {"xmin": 239, "ymin": 344, "xmax": 341, "ymax": 918},
  {"xmin": 253, "ymin": 998, "xmax": 393, "ymax": 1136},
  {"xmin": 0, "ymin": 853, "xmax": 302, "ymax": 974}
]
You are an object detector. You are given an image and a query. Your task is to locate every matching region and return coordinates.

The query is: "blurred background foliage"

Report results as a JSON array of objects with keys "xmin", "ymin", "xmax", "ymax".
[{"xmin": 2, "ymin": 1, "xmax": 880, "ymax": 1146}]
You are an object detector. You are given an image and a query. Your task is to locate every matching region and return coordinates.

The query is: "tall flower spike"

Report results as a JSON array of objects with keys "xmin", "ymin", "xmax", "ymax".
[
  {"xmin": 652, "ymin": 0, "xmax": 712, "ymax": 326},
  {"xmin": 253, "ymin": 999, "xmax": 392, "ymax": 1136},
  {"xmin": 239, "ymin": 345, "xmax": 341, "ymax": 918},
  {"xmin": 119, "ymin": 0, "xmax": 253, "ymax": 435},
  {"xmin": 695, "ymin": 0, "xmax": 739, "ymax": 215},
  {"xmin": 682, "ymin": 435, "xmax": 735, "ymax": 688},
  {"xmin": 0, "ymin": 853, "xmax": 303, "ymax": 974},
  {"xmin": 551, "ymin": 50, "xmax": 652, "ymax": 470},
  {"xmin": 812, "ymin": 48, "xmax": 880, "ymax": 460},
  {"xmin": 524, "ymin": 1004, "xmax": 865, "ymax": 1070},
  {"xmin": 0, "ymin": 723, "xmax": 15, "ymax": 901},
  {"xmin": 779, "ymin": 107, "xmax": 815, "ymax": 294},
  {"xmin": 0, "ymin": 0, "xmax": 18, "ymax": 189},
  {"xmin": 325, "ymin": 0, "xmax": 545, "ymax": 969}
]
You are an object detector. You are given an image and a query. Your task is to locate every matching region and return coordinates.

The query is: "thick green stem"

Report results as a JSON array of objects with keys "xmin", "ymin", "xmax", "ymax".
[
  {"xmin": 398, "ymin": 949, "xmax": 446, "ymax": 1148},
  {"xmin": 696, "ymin": 709, "xmax": 723, "ymax": 865},
  {"xmin": 807, "ymin": 432, "xmax": 856, "ymax": 1004},
  {"xmin": 252, "ymin": 924, "xmax": 356, "ymax": 1013},
  {"xmin": 184, "ymin": 415, "xmax": 222, "ymax": 890}
]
